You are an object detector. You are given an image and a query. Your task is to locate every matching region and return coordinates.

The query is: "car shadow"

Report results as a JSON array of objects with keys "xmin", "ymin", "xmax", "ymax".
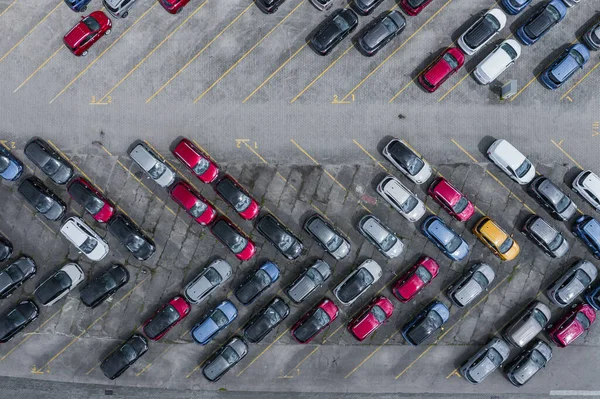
[{"xmin": 476, "ymin": 135, "xmax": 496, "ymax": 160}]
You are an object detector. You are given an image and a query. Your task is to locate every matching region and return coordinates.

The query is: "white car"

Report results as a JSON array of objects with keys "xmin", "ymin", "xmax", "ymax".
[
  {"xmin": 34, "ymin": 263, "xmax": 85, "ymax": 306},
  {"xmin": 458, "ymin": 9, "xmax": 507, "ymax": 55},
  {"xmin": 474, "ymin": 39, "xmax": 521, "ymax": 85},
  {"xmin": 382, "ymin": 138, "xmax": 432, "ymax": 184},
  {"xmin": 377, "ymin": 175, "xmax": 426, "ymax": 222},
  {"xmin": 572, "ymin": 170, "xmax": 600, "ymax": 211},
  {"xmin": 60, "ymin": 217, "xmax": 109, "ymax": 261},
  {"xmin": 333, "ymin": 259, "xmax": 382, "ymax": 305},
  {"xmin": 487, "ymin": 139, "xmax": 536, "ymax": 184},
  {"xmin": 183, "ymin": 259, "xmax": 232, "ymax": 304},
  {"xmin": 129, "ymin": 143, "xmax": 176, "ymax": 188}
]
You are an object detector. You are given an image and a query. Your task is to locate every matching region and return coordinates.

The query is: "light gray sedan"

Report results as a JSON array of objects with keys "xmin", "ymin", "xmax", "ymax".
[
  {"xmin": 503, "ymin": 301, "xmax": 551, "ymax": 347},
  {"xmin": 286, "ymin": 260, "xmax": 331, "ymax": 304},
  {"xmin": 447, "ymin": 263, "xmax": 495, "ymax": 308},
  {"xmin": 460, "ymin": 337, "xmax": 510, "ymax": 384},
  {"xmin": 547, "ymin": 260, "xmax": 598, "ymax": 307},
  {"xmin": 357, "ymin": 215, "xmax": 404, "ymax": 258},
  {"xmin": 184, "ymin": 259, "xmax": 232, "ymax": 304},
  {"xmin": 129, "ymin": 143, "xmax": 176, "ymax": 188}
]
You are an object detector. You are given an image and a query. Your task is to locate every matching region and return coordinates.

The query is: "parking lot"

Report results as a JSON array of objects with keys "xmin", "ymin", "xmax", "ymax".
[{"xmin": 0, "ymin": 0, "xmax": 599, "ymax": 396}]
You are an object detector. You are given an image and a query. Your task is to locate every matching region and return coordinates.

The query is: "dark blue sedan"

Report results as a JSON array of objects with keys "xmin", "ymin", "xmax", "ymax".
[
  {"xmin": 191, "ymin": 300, "xmax": 237, "ymax": 345},
  {"xmin": 501, "ymin": 0, "xmax": 532, "ymax": 15},
  {"xmin": 541, "ymin": 44, "xmax": 589, "ymax": 89},
  {"xmin": 401, "ymin": 300, "xmax": 450, "ymax": 345},
  {"xmin": 0, "ymin": 146, "xmax": 23, "ymax": 181},
  {"xmin": 421, "ymin": 216, "xmax": 469, "ymax": 261},
  {"xmin": 516, "ymin": 0, "xmax": 566, "ymax": 45},
  {"xmin": 573, "ymin": 215, "xmax": 600, "ymax": 260}
]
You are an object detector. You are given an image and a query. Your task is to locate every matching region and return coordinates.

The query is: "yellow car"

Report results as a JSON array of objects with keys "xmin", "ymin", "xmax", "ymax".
[{"xmin": 472, "ymin": 217, "xmax": 520, "ymax": 261}]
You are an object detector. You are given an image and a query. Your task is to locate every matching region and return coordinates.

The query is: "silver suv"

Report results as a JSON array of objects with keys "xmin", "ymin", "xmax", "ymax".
[
  {"xmin": 286, "ymin": 260, "xmax": 331, "ymax": 303},
  {"xmin": 447, "ymin": 263, "xmax": 495, "ymax": 308},
  {"xmin": 522, "ymin": 215, "xmax": 569, "ymax": 258},
  {"xmin": 184, "ymin": 259, "xmax": 232, "ymax": 304},
  {"xmin": 357, "ymin": 215, "xmax": 404, "ymax": 258},
  {"xmin": 503, "ymin": 301, "xmax": 551, "ymax": 347},
  {"xmin": 129, "ymin": 142, "xmax": 176, "ymax": 187},
  {"xmin": 304, "ymin": 214, "xmax": 350, "ymax": 260},
  {"xmin": 103, "ymin": 0, "xmax": 138, "ymax": 18}
]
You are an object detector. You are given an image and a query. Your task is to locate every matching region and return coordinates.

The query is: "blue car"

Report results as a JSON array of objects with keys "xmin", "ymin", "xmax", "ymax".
[
  {"xmin": 234, "ymin": 261, "xmax": 280, "ymax": 305},
  {"xmin": 541, "ymin": 44, "xmax": 590, "ymax": 89},
  {"xmin": 63, "ymin": 0, "xmax": 92, "ymax": 12},
  {"xmin": 585, "ymin": 283, "xmax": 600, "ymax": 310},
  {"xmin": 0, "ymin": 146, "xmax": 23, "ymax": 181},
  {"xmin": 573, "ymin": 215, "xmax": 600, "ymax": 260},
  {"xmin": 516, "ymin": 0, "xmax": 567, "ymax": 45},
  {"xmin": 421, "ymin": 216, "xmax": 469, "ymax": 261},
  {"xmin": 401, "ymin": 300, "xmax": 450, "ymax": 345},
  {"xmin": 191, "ymin": 300, "xmax": 237, "ymax": 345},
  {"xmin": 501, "ymin": 0, "xmax": 532, "ymax": 15}
]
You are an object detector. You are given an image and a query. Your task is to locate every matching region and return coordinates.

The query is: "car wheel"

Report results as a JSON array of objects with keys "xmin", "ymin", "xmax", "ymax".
[
  {"xmin": 572, "ymin": 187, "xmax": 578, "ymax": 193},
  {"xmin": 176, "ymin": 7, "xmax": 183, "ymax": 13},
  {"xmin": 105, "ymin": 29, "xmax": 111, "ymax": 35},
  {"xmin": 122, "ymin": 11, "xmax": 128, "ymax": 17},
  {"xmin": 571, "ymin": 303, "xmax": 578, "ymax": 309},
  {"xmin": 80, "ymin": 5, "xmax": 87, "ymax": 12},
  {"xmin": 546, "ymin": 323, "xmax": 553, "ymax": 330},
  {"xmin": 82, "ymin": 50, "xmax": 88, "ymax": 56}
]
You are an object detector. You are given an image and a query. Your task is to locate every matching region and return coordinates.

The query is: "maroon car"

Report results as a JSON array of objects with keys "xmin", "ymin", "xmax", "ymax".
[
  {"xmin": 419, "ymin": 47, "xmax": 464, "ymax": 92},
  {"xmin": 158, "ymin": 0, "xmax": 191, "ymax": 13},
  {"xmin": 63, "ymin": 11, "xmax": 112, "ymax": 56},
  {"xmin": 347, "ymin": 296, "xmax": 394, "ymax": 341},
  {"xmin": 142, "ymin": 296, "xmax": 191, "ymax": 341},
  {"xmin": 547, "ymin": 303, "xmax": 596, "ymax": 347},
  {"xmin": 291, "ymin": 298, "xmax": 338, "ymax": 344},
  {"xmin": 400, "ymin": 0, "xmax": 434, "ymax": 16},
  {"xmin": 428, "ymin": 177, "xmax": 475, "ymax": 222},
  {"xmin": 169, "ymin": 181, "xmax": 217, "ymax": 226},
  {"xmin": 172, "ymin": 138, "xmax": 219, "ymax": 184},
  {"xmin": 393, "ymin": 256, "xmax": 439, "ymax": 303},
  {"xmin": 67, "ymin": 177, "xmax": 115, "ymax": 223}
]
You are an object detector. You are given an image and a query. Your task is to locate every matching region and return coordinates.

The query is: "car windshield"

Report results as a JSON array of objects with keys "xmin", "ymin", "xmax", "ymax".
[
  {"xmin": 379, "ymin": 232, "xmax": 397, "ymax": 252},
  {"xmin": 407, "ymin": 0, "xmax": 427, "ymax": 5},
  {"xmin": 371, "ymin": 305, "xmax": 387, "ymax": 323},
  {"xmin": 382, "ymin": 17, "xmax": 398, "ymax": 33},
  {"xmin": 42, "ymin": 158, "xmax": 60, "ymax": 175},
  {"xmin": 453, "ymin": 197, "xmax": 469, "ymax": 214},
  {"xmin": 82, "ymin": 16, "xmax": 100, "ymax": 32},
  {"xmin": 555, "ymin": 195, "xmax": 571, "ymax": 213},
  {"xmin": 326, "ymin": 235, "xmax": 343, "ymax": 252},
  {"xmin": 333, "ymin": 15, "xmax": 350, "ymax": 31},
  {"xmin": 338, "ymin": 269, "xmax": 374, "ymax": 303},
  {"xmin": 148, "ymin": 162, "xmax": 166, "ymax": 180},
  {"xmin": 0, "ymin": 156, "xmax": 9, "ymax": 173},
  {"xmin": 530, "ymin": 349, "xmax": 546, "ymax": 367},
  {"xmin": 233, "ymin": 195, "xmax": 251, "ymax": 213},
  {"xmin": 487, "ymin": 348, "xmax": 503, "ymax": 367},
  {"xmin": 400, "ymin": 196, "xmax": 418, "ymax": 213},
  {"xmin": 442, "ymin": 53, "xmax": 459, "ymax": 69},
  {"xmin": 446, "ymin": 235, "xmax": 463, "ymax": 253},
  {"xmin": 221, "ymin": 347, "xmax": 240, "ymax": 364},
  {"xmin": 6, "ymin": 266, "xmax": 24, "ymax": 282},
  {"xmin": 189, "ymin": 200, "xmax": 208, "ymax": 218},
  {"xmin": 193, "ymin": 158, "xmax": 210, "ymax": 175},
  {"xmin": 126, "ymin": 235, "xmax": 145, "ymax": 253},
  {"xmin": 575, "ymin": 269, "xmax": 592, "ymax": 287},
  {"xmin": 515, "ymin": 160, "xmax": 532, "ymax": 178},
  {"xmin": 277, "ymin": 234, "xmax": 294, "ymax": 252},
  {"xmin": 472, "ymin": 271, "xmax": 490, "ymax": 288},
  {"xmin": 390, "ymin": 142, "xmax": 424, "ymax": 175},
  {"xmin": 570, "ymin": 49, "xmax": 585, "ymax": 65},
  {"xmin": 204, "ymin": 268, "xmax": 222, "ymax": 286},
  {"xmin": 295, "ymin": 308, "xmax": 330, "ymax": 342},
  {"xmin": 36, "ymin": 197, "xmax": 53, "ymax": 213},
  {"xmin": 532, "ymin": 308, "xmax": 548, "ymax": 326},
  {"xmin": 84, "ymin": 196, "xmax": 104, "ymax": 215},
  {"xmin": 146, "ymin": 305, "xmax": 180, "ymax": 338},
  {"xmin": 229, "ymin": 234, "xmax": 247, "ymax": 254},
  {"xmin": 79, "ymin": 237, "xmax": 98, "ymax": 254},
  {"xmin": 119, "ymin": 344, "xmax": 137, "ymax": 363},
  {"xmin": 211, "ymin": 309, "xmax": 229, "ymax": 329},
  {"xmin": 498, "ymin": 237, "xmax": 514, "ymax": 254},
  {"xmin": 576, "ymin": 311, "xmax": 591, "ymax": 329},
  {"xmin": 415, "ymin": 266, "xmax": 432, "ymax": 284},
  {"xmin": 502, "ymin": 43, "xmax": 518, "ymax": 59},
  {"xmin": 306, "ymin": 268, "xmax": 324, "ymax": 285},
  {"xmin": 548, "ymin": 234, "xmax": 564, "ymax": 251}
]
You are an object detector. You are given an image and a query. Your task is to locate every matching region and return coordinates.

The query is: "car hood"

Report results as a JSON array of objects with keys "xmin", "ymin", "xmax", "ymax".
[
  {"xmin": 64, "ymin": 23, "xmax": 91, "ymax": 49},
  {"xmin": 351, "ymin": 313, "xmax": 380, "ymax": 339}
]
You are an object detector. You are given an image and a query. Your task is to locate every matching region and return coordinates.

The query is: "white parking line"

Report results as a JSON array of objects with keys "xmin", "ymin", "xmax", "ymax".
[{"xmin": 550, "ymin": 391, "xmax": 600, "ymax": 396}]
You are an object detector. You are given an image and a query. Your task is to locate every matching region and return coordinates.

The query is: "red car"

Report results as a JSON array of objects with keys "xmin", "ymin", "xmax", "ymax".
[
  {"xmin": 210, "ymin": 218, "xmax": 256, "ymax": 261},
  {"xmin": 393, "ymin": 256, "xmax": 439, "ymax": 303},
  {"xmin": 63, "ymin": 11, "xmax": 112, "ymax": 57},
  {"xmin": 169, "ymin": 181, "xmax": 216, "ymax": 226},
  {"xmin": 547, "ymin": 303, "xmax": 596, "ymax": 348},
  {"xmin": 214, "ymin": 176, "xmax": 260, "ymax": 220},
  {"xmin": 158, "ymin": 0, "xmax": 191, "ymax": 14},
  {"xmin": 347, "ymin": 296, "xmax": 394, "ymax": 341},
  {"xmin": 399, "ymin": 0, "xmax": 434, "ymax": 16},
  {"xmin": 418, "ymin": 47, "xmax": 464, "ymax": 93},
  {"xmin": 291, "ymin": 298, "xmax": 338, "ymax": 344},
  {"xmin": 428, "ymin": 177, "xmax": 475, "ymax": 222},
  {"xmin": 142, "ymin": 296, "xmax": 191, "ymax": 341},
  {"xmin": 172, "ymin": 138, "xmax": 219, "ymax": 184},
  {"xmin": 67, "ymin": 177, "xmax": 115, "ymax": 223}
]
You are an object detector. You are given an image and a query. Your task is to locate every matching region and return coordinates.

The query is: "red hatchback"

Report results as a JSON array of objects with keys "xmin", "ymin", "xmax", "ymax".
[
  {"xmin": 63, "ymin": 11, "xmax": 112, "ymax": 57},
  {"xmin": 214, "ymin": 176, "xmax": 260, "ymax": 220},
  {"xmin": 419, "ymin": 47, "xmax": 464, "ymax": 92},
  {"xmin": 291, "ymin": 298, "xmax": 338, "ymax": 344},
  {"xmin": 159, "ymin": 0, "xmax": 191, "ymax": 13},
  {"xmin": 67, "ymin": 177, "xmax": 115, "ymax": 223},
  {"xmin": 348, "ymin": 296, "xmax": 394, "ymax": 341},
  {"xmin": 142, "ymin": 296, "xmax": 191, "ymax": 341},
  {"xmin": 547, "ymin": 303, "xmax": 596, "ymax": 348},
  {"xmin": 172, "ymin": 138, "xmax": 219, "ymax": 184},
  {"xmin": 400, "ymin": 0, "xmax": 434, "ymax": 16},
  {"xmin": 428, "ymin": 177, "xmax": 475, "ymax": 222},
  {"xmin": 393, "ymin": 256, "xmax": 439, "ymax": 303},
  {"xmin": 169, "ymin": 181, "xmax": 216, "ymax": 226}
]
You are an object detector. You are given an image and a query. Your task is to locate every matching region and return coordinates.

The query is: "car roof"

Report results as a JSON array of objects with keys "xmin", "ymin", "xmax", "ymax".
[
  {"xmin": 360, "ymin": 216, "xmax": 391, "ymax": 244},
  {"xmin": 306, "ymin": 215, "xmax": 336, "ymax": 243},
  {"xmin": 479, "ymin": 40, "xmax": 520, "ymax": 78},
  {"xmin": 528, "ymin": 216, "xmax": 559, "ymax": 243},
  {"xmin": 582, "ymin": 170, "xmax": 600, "ymax": 193},
  {"xmin": 479, "ymin": 218, "xmax": 508, "ymax": 246},
  {"xmin": 427, "ymin": 218, "xmax": 455, "ymax": 245},
  {"xmin": 463, "ymin": 9, "xmax": 505, "ymax": 49},
  {"xmin": 381, "ymin": 176, "xmax": 411, "ymax": 203},
  {"xmin": 129, "ymin": 144, "xmax": 157, "ymax": 171},
  {"xmin": 537, "ymin": 178, "xmax": 565, "ymax": 205},
  {"xmin": 491, "ymin": 139, "xmax": 526, "ymax": 168}
]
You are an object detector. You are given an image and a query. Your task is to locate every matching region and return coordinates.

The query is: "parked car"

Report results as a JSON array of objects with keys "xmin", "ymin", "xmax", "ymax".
[
  {"xmin": 60, "ymin": 217, "xmax": 110, "ymax": 261},
  {"xmin": 309, "ymin": 0, "xmax": 333, "ymax": 11},
  {"xmin": 18, "ymin": 177, "xmax": 66, "ymax": 221},
  {"xmin": 304, "ymin": 214, "xmax": 350, "ymax": 260},
  {"xmin": 473, "ymin": 39, "xmax": 521, "ymax": 84},
  {"xmin": 24, "ymin": 139, "xmax": 73, "ymax": 184},
  {"xmin": 214, "ymin": 175, "xmax": 260, "ymax": 220},
  {"xmin": 290, "ymin": 298, "xmax": 338, "ymax": 343},
  {"xmin": 584, "ymin": 20, "xmax": 600, "ymax": 51},
  {"xmin": 191, "ymin": 300, "xmax": 238, "ymax": 345},
  {"xmin": 356, "ymin": 10, "xmax": 406, "ymax": 56},
  {"xmin": 460, "ymin": 338, "xmax": 510, "ymax": 384},
  {"xmin": 501, "ymin": 0, "xmax": 532, "ymax": 15},
  {"xmin": 0, "ymin": 235, "xmax": 12, "ymax": 263},
  {"xmin": 572, "ymin": 170, "xmax": 600, "ymax": 211},
  {"xmin": 547, "ymin": 260, "xmax": 598, "ymax": 307},
  {"xmin": 584, "ymin": 281, "xmax": 600, "ymax": 310},
  {"xmin": 286, "ymin": 259, "xmax": 331, "ymax": 303},
  {"xmin": 487, "ymin": 139, "xmax": 536, "ymax": 184},
  {"xmin": 503, "ymin": 301, "xmax": 552, "ymax": 347},
  {"xmin": 256, "ymin": 214, "xmax": 303, "ymax": 260},
  {"xmin": 79, "ymin": 264, "xmax": 129, "ymax": 308},
  {"xmin": 0, "ymin": 146, "xmax": 23, "ymax": 181},
  {"xmin": 382, "ymin": 138, "xmax": 432, "ymax": 184},
  {"xmin": 547, "ymin": 303, "xmax": 596, "ymax": 347},
  {"xmin": 0, "ymin": 301, "xmax": 38, "ymax": 343},
  {"xmin": 458, "ymin": 9, "xmax": 507, "ymax": 55},
  {"xmin": 421, "ymin": 216, "xmax": 469, "ymax": 261},
  {"xmin": 235, "ymin": 261, "xmax": 280, "ymax": 305},
  {"xmin": 142, "ymin": 296, "xmax": 191, "ymax": 341},
  {"xmin": 427, "ymin": 177, "xmax": 475, "ymax": 221},
  {"xmin": 573, "ymin": 215, "xmax": 600, "ymax": 259},
  {"xmin": 393, "ymin": 256, "xmax": 439, "ymax": 303},
  {"xmin": 562, "ymin": 0, "xmax": 579, "ymax": 7},
  {"xmin": 67, "ymin": 177, "xmax": 115, "ymax": 222},
  {"xmin": 63, "ymin": 11, "xmax": 112, "ymax": 56},
  {"xmin": 351, "ymin": 0, "xmax": 383, "ymax": 15},
  {"xmin": 472, "ymin": 216, "xmax": 520, "ymax": 261},
  {"xmin": 171, "ymin": 138, "xmax": 219, "ymax": 183},
  {"xmin": 100, "ymin": 334, "xmax": 148, "ymax": 380},
  {"xmin": 210, "ymin": 218, "xmax": 256, "ymax": 261},
  {"xmin": 419, "ymin": 47, "xmax": 465, "ymax": 92},
  {"xmin": 129, "ymin": 142, "xmax": 176, "ymax": 187},
  {"xmin": 169, "ymin": 181, "xmax": 217, "ymax": 226},
  {"xmin": 522, "ymin": 215, "xmax": 569, "ymax": 258},
  {"xmin": 255, "ymin": 0, "xmax": 286, "ymax": 13},
  {"xmin": 64, "ymin": 0, "xmax": 93, "ymax": 12},
  {"xmin": 541, "ymin": 44, "xmax": 589, "ymax": 90},
  {"xmin": 103, "ymin": 0, "xmax": 139, "ymax": 18},
  {"xmin": 505, "ymin": 339, "xmax": 552, "ymax": 387},
  {"xmin": 447, "ymin": 263, "xmax": 495, "ymax": 307},
  {"xmin": 183, "ymin": 259, "xmax": 232, "ymax": 304},
  {"xmin": 333, "ymin": 259, "xmax": 382, "ymax": 305},
  {"xmin": 357, "ymin": 215, "xmax": 404, "ymax": 258},
  {"xmin": 0, "ymin": 257, "xmax": 36, "ymax": 299},
  {"xmin": 401, "ymin": 300, "xmax": 449, "ymax": 345},
  {"xmin": 34, "ymin": 263, "xmax": 84, "ymax": 306},
  {"xmin": 159, "ymin": 0, "xmax": 190, "ymax": 14},
  {"xmin": 528, "ymin": 176, "xmax": 577, "ymax": 221},
  {"xmin": 516, "ymin": 0, "xmax": 567, "ymax": 45},
  {"xmin": 347, "ymin": 296, "xmax": 394, "ymax": 341},
  {"xmin": 399, "ymin": 0, "xmax": 434, "ymax": 15},
  {"xmin": 377, "ymin": 175, "xmax": 426, "ymax": 222},
  {"xmin": 202, "ymin": 337, "xmax": 248, "ymax": 382},
  {"xmin": 108, "ymin": 214, "xmax": 156, "ymax": 261},
  {"xmin": 243, "ymin": 297, "xmax": 290, "ymax": 343},
  {"xmin": 310, "ymin": 9, "xmax": 359, "ymax": 55}
]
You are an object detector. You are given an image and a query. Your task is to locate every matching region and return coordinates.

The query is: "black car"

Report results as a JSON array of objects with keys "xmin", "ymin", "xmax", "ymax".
[
  {"xmin": 310, "ymin": 9, "xmax": 359, "ymax": 56},
  {"xmin": 256, "ymin": 0, "xmax": 285, "ymax": 13},
  {"xmin": 214, "ymin": 175, "xmax": 258, "ymax": 220},
  {"xmin": 210, "ymin": 218, "xmax": 255, "ymax": 261},
  {"xmin": 108, "ymin": 214, "xmax": 156, "ymax": 261},
  {"xmin": 0, "ymin": 301, "xmax": 38, "ymax": 343},
  {"xmin": 80, "ymin": 264, "xmax": 130, "ymax": 308},
  {"xmin": 234, "ymin": 262, "xmax": 280, "ymax": 305},
  {"xmin": 356, "ymin": 10, "xmax": 406, "ymax": 56},
  {"xmin": 0, "ymin": 256, "xmax": 36, "ymax": 299},
  {"xmin": 202, "ymin": 337, "xmax": 248, "ymax": 382},
  {"xmin": 100, "ymin": 334, "xmax": 149, "ymax": 380},
  {"xmin": 256, "ymin": 214, "xmax": 303, "ymax": 260},
  {"xmin": 351, "ymin": 0, "xmax": 384, "ymax": 15},
  {"xmin": 18, "ymin": 176, "xmax": 67, "ymax": 221},
  {"xmin": 0, "ymin": 235, "xmax": 13, "ymax": 262},
  {"xmin": 528, "ymin": 176, "xmax": 577, "ymax": 220},
  {"xmin": 24, "ymin": 138, "xmax": 74, "ymax": 185},
  {"xmin": 505, "ymin": 339, "xmax": 552, "ymax": 387},
  {"xmin": 243, "ymin": 297, "xmax": 290, "ymax": 343},
  {"xmin": 584, "ymin": 21, "xmax": 600, "ymax": 50}
]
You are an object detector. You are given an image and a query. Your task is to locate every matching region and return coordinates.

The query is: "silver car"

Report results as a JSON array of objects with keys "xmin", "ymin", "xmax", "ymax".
[
  {"xmin": 184, "ymin": 259, "xmax": 232, "ymax": 304},
  {"xmin": 304, "ymin": 214, "xmax": 350, "ymax": 260},
  {"xmin": 103, "ymin": 0, "xmax": 139, "ymax": 18},
  {"xmin": 376, "ymin": 175, "xmax": 426, "ymax": 222},
  {"xmin": 503, "ymin": 301, "xmax": 551, "ymax": 347},
  {"xmin": 522, "ymin": 215, "xmax": 569, "ymax": 258},
  {"xmin": 286, "ymin": 260, "xmax": 331, "ymax": 304},
  {"xmin": 129, "ymin": 143, "xmax": 176, "ymax": 188},
  {"xmin": 333, "ymin": 259, "xmax": 382, "ymax": 306},
  {"xmin": 357, "ymin": 215, "xmax": 404, "ymax": 258},
  {"xmin": 505, "ymin": 340, "xmax": 552, "ymax": 387},
  {"xmin": 447, "ymin": 263, "xmax": 495, "ymax": 308},
  {"xmin": 460, "ymin": 337, "xmax": 510, "ymax": 384},
  {"xmin": 547, "ymin": 260, "xmax": 598, "ymax": 307},
  {"xmin": 202, "ymin": 337, "xmax": 248, "ymax": 382},
  {"xmin": 309, "ymin": 0, "xmax": 333, "ymax": 11}
]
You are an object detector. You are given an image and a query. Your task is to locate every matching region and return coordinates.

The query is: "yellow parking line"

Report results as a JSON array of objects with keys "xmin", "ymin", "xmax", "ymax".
[
  {"xmin": 14, "ymin": 46, "xmax": 64, "ymax": 93},
  {"xmin": 561, "ymin": 60, "xmax": 600, "ymax": 101},
  {"xmin": 236, "ymin": 327, "xmax": 291, "ymax": 376},
  {"xmin": 291, "ymin": 139, "xmax": 349, "ymax": 193},
  {"xmin": 243, "ymin": 141, "xmax": 269, "ymax": 165},
  {"xmin": 47, "ymin": 140, "xmax": 100, "ymax": 191},
  {"xmin": 353, "ymin": 139, "xmax": 387, "ymax": 172},
  {"xmin": 0, "ymin": 308, "xmax": 62, "ymax": 361},
  {"xmin": 550, "ymin": 139, "xmax": 583, "ymax": 170},
  {"xmin": 283, "ymin": 346, "xmax": 319, "ymax": 377},
  {"xmin": 345, "ymin": 330, "xmax": 399, "ymax": 378},
  {"xmin": 446, "ymin": 367, "xmax": 461, "ymax": 379},
  {"xmin": 450, "ymin": 139, "xmax": 479, "ymax": 163},
  {"xmin": 0, "ymin": 0, "xmax": 18, "ymax": 18},
  {"xmin": 136, "ymin": 328, "xmax": 192, "ymax": 376}
]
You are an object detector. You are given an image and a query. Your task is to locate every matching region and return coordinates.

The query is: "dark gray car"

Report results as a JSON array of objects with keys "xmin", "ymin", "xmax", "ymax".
[
  {"xmin": 310, "ymin": 9, "xmax": 359, "ymax": 56},
  {"xmin": 80, "ymin": 264, "xmax": 129, "ymax": 308},
  {"xmin": 202, "ymin": 337, "xmax": 248, "ymax": 382},
  {"xmin": 101, "ymin": 334, "xmax": 148, "ymax": 380},
  {"xmin": 0, "ymin": 301, "xmax": 38, "ymax": 343},
  {"xmin": 528, "ymin": 176, "xmax": 577, "ymax": 220},
  {"xmin": 243, "ymin": 297, "xmax": 290, "ymax": 343},
  {"xmin": 18, "ymin": 177, "xmax": 66, "ymax": 221},
  {"xmin": 108, "ymin": 214, "xmax": 156, "ymax": 261},
  {"xmin": 522, "ymin": 215, "xmax": 569, "ymax": 258},
  {"xmin": 460, "ymin": 337, "xmax": 510, "ymax": 384},
  {"xmin": 505, "ymin": 340, "xmax": 552, "ymax": 387},
  {"xmin": 0, "ymin": 257, "xmax": 36, "ymax": 299},
  {"xmin": 547, "ymin": 260, "xmax": 598, "ymax": 307},
  {"xmin": 304, "ymin": 214, "xmax": 350, "ymax": 260},
  {"xmin": 256, "ymin": 214, "xmax": 303, "ymax": 260},
  {"xmin": 24, "ymin": 138, "xmax": 73, "ymax": 185},
  {"xmin": 503, "ymin": 301, "xmax": 551, "ymax": 347},
  {"xmin": 357, "ymin": 10, "xmax": 406, "ymax": 56},
  {"xmin": 0, "ymin": 235, "xmax": 12, "ymax": 263},
  {"xmin": 447, "ymin": 263, "xmax": 495, "ymax": 308},
  {"xmin": 584, "ymin": 21, "xmax": 600, "ymax": 50},
  {"xmin": 286, "ymin": 260, "xmax": 331, "ymax": 303}
]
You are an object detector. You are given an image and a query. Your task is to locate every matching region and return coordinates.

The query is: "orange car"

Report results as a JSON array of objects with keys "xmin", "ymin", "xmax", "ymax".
[{"xmin": 472, "ymin": 217, "xmax": 520, "ymax": 261}]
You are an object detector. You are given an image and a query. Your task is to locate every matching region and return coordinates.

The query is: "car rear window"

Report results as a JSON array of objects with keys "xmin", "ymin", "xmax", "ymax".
[
  {"xmin": 211, "ymin": 309, "xmax": 229, "ymax": 329},
  {"xmin": 487, "ymin": 347, "xmax": 503, "ymax": 366},
  {"xmin": 501, "ymin": 43, "xmax": 518, "ymax": 60},
  {"xmin": 371, "ymin": 305, "xmax": 387, "ymax": 323},
  {"xmin": 453, "ymin": 197, "xmax": 469, "ymax": 214}
]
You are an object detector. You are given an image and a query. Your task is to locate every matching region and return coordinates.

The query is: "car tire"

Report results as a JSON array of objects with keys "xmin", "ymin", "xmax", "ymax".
[
  {"xmin": 82, "ymin": 50, "xmax": 88, "ymax": 56},
  {"xmin": 572, "ymin": 187, "xmax": 578, "ymax": 193},
  {"xmin": 122, "ymin": 11, "xmax": 128, "ymax": 17},
  {"xmin": 80, "ymin": 5, "xmax": 87, "ymax": 12},
  {"xmin": 571, "ymin": 303, "xmax": 578, "ymax": 309},
  {"xmin": 176, "ymin": 7, "xmax": 183, "ymax": 13},
  {"xmin": 105, "ymin": 29, "xmax": 111, "ymax": 35},
  {"xmin": 546, "ymin": 323, "xmax": 553, "ymax": 330}
]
